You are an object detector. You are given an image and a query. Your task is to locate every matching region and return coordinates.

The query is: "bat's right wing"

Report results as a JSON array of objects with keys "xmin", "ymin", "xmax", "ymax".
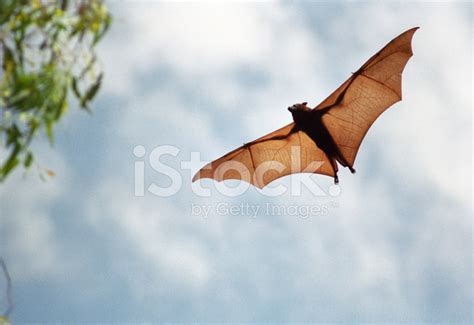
[
  {"xmin": 192, "ymin": 123, "xmax": 334, "ymax": 189},
  {"xmin": 315, "ymin": 27, "xmax": 418, "ymax": 168}
]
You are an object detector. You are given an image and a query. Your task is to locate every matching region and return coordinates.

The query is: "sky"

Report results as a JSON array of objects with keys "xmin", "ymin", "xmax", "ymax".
[{"xmin": 0, "ymin": 1, "xmax": 472, "ymax": 322}]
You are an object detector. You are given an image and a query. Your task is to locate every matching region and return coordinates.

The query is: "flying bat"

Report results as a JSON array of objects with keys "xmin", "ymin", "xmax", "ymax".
[{"xmin": 193, "ymin": 27, "xmax": 418, "ymax": 188}]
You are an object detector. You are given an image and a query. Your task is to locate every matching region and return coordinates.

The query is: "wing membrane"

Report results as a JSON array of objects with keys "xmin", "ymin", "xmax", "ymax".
[
  {"xmin": 317, "ymin": 27, "xmax": 418, "ymax": 166},
  {"xmin": 192, "ymin": 123, "xmax": 333, "ymax": 188}
]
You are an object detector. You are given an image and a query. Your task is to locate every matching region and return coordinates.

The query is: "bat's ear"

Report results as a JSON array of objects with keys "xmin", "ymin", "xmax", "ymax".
[{"xmin": 302, "ymin": 102, "xmax": 308, "ymax": 106}]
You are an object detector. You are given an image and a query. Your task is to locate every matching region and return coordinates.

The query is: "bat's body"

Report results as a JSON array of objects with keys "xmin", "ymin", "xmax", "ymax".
[
  {"xmin": 193, "ymin": 27, "xmax": 418, "ymax": 188},
  {"xmin": 288, "ymin": 102, "xmax": 355, "ymax": 183}
]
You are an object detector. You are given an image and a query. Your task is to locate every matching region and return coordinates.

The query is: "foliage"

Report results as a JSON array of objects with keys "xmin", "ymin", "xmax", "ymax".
[{"xmin": 0, "ymin": 0, "xmax": 111, "ymax": 181}]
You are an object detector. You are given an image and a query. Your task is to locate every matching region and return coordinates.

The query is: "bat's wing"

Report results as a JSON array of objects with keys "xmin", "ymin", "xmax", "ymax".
[
  {"xmin": 316, "ymin": 27, "xmax": 418, "ymax": 167},
  {"xmin": 192, "ymin": 123, "xmax": 334, "ymax": 189}
]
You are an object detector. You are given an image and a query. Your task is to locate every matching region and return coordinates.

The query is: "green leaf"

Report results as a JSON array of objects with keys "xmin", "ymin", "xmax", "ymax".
[
  {"xmin": 45, "ymin": 121, "xmax": 54, "ymax": 143},
  {"xmin": 1, "ymin": 157, "xmax": 19, "ymax": 180},
  {"xmin": 0, "ymin": 1, "xmax": 17, "ymax": 25},
  {"xmin": 24, "ymin": 151, "xmax": 33, "ymax": 168},
  {"xmin": 6, "ymin": 124, "xmax": 21, "ymax": 146},
  {"xmin": 71, "ymin": 77, "xmax": 81, "ymax": 99},
  {"xmin": 1, "ymin": 145, "xmax": 21, "ymax": 180},
  {"xmin": 81, "ymin": 73, "xmax": 102, "ymax": 107}
]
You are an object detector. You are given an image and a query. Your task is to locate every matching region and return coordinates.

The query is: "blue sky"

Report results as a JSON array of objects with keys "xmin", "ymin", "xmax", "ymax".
[{"xmin": 0, "ymin": 1, "xmax": 472, "ymax": 322}]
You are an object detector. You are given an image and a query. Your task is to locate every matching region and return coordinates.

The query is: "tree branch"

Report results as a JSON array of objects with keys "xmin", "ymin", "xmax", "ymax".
[{"xmin": 0, "ymin": 258, "xmax": 13, "ymax": 318}]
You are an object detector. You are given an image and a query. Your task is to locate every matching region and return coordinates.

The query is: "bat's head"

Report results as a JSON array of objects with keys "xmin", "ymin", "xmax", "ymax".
[
  {"xmin": 288, "ymin": 102, "xmax": 309, "ymax": 113},
  {"xmin": 288, "ymin": 102, "xmax": 311, "ymax": 124}
]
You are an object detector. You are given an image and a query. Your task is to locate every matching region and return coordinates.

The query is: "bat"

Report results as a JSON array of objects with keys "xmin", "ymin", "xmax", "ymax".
[{"xmin": 193, "ymin": 27, "xmax": 418, "ymax": 188}]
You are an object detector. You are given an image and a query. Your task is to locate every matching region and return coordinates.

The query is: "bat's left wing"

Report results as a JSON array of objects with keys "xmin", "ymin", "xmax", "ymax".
[
  {"xmin": 315, "ymin": 27, "xmax": 418, "ymax": 168},
  {"xmin": 192, "ymin": 123, "xmax": 334, "ymax": 189}
]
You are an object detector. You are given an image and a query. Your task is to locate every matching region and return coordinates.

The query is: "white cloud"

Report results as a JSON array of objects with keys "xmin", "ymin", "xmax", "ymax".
[
  {"xmin": 0, "ymin": 143, "xmax": 71, "ymax": 280},
  {"xmin": 84, "ymin": 179, "xmax": 224, "ymax": 297}
]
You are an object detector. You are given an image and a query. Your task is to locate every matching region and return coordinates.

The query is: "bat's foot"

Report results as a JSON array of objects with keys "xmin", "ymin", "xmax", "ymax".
[{"xmin": 349, "ymin": 167, "xmax": 356, "ymax": 174}]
